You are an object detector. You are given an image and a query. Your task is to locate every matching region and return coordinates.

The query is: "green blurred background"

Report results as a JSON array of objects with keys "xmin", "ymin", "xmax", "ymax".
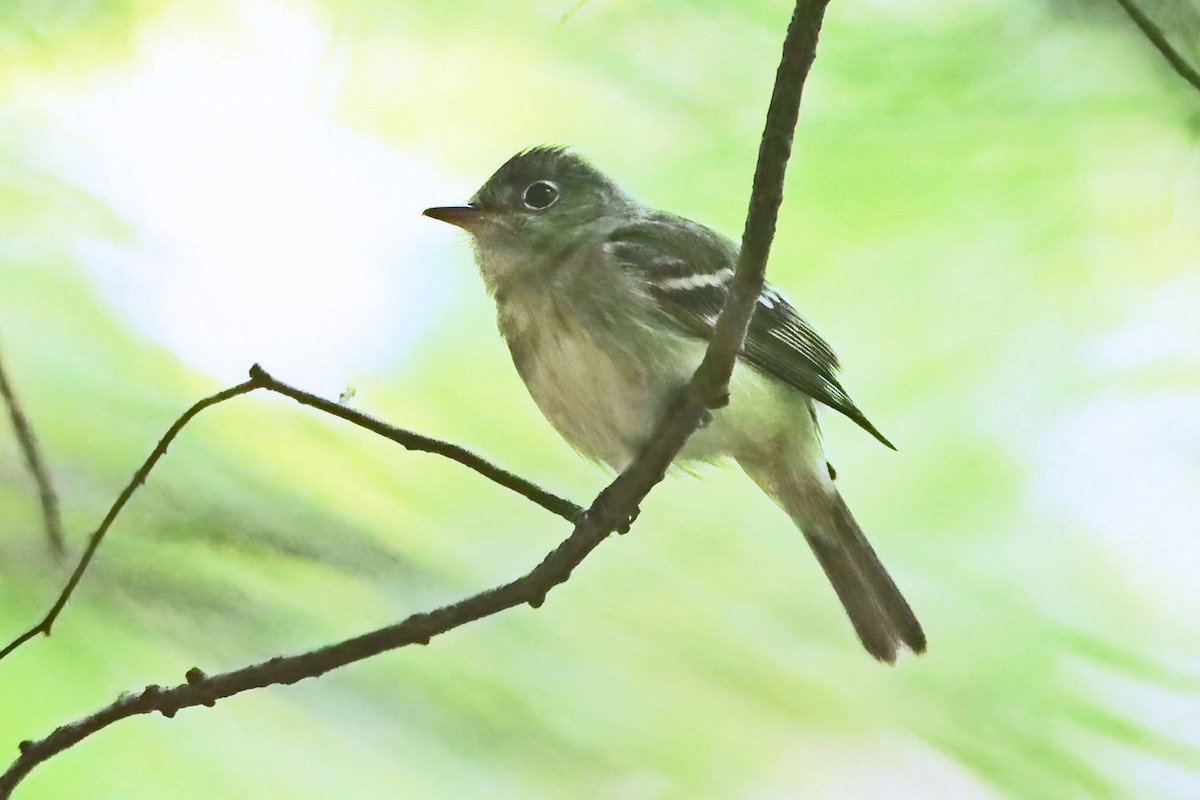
[{"xmin": 2, "ymin": 0, "xmax": 1199, "ymax": 797}]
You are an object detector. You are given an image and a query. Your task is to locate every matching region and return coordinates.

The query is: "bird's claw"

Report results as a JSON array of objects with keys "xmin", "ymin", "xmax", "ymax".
[{"xmin": 571, "ymin": 505, "xmax": 640, "ymax": 534}]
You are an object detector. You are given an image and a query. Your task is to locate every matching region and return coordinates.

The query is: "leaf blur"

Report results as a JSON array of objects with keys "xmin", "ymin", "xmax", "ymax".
[{"xmin": 2, "ymin": 1, "xmax": 1199, "ymax": 797}]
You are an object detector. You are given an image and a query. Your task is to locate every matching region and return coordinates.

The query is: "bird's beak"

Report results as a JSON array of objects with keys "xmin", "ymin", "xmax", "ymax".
[{"xmin": 422, "ymin": 205, "xmax": 487, "ymax": 230}]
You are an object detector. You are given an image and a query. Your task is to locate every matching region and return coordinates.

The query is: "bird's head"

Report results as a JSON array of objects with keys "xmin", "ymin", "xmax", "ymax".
[{"xmin": 424, "ymin": 146, "xmax": 631, "ymax": 289}]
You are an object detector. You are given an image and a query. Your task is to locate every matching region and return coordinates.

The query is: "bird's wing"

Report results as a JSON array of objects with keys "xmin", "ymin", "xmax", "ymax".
[{"xmin": 605, "ymin": 213, "xmax": 895, "ymax": 449}]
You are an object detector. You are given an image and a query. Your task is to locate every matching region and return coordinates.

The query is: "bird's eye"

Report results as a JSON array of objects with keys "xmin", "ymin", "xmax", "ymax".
[{"xmin": 522, "ymin": 180, "xmax": 559, "ymax": 210}]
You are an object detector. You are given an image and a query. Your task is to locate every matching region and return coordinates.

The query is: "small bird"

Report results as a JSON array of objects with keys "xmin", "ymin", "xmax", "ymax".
[{"xmin": 424, "ymin": 146, "xmax": 925, "ymax": 663}]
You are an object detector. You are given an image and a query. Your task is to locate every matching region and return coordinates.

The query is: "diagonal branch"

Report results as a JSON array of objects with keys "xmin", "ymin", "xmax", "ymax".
[
  {"xmin": 0, "ymin": 377, "xmax": 263, "ymax": 662},
  {"xmin": 0, "ymin": 346, "xmax": 66, "ymax": 558},
  {"xmin": 0, "ymin": 0, "xmax": 831, "ymax": 794},
  {"xmin": 1113, "ymin": 0, "xmax": 1200, "ymax": 94},
  {"xmin": 0, "ymin": 366, "xmax": 582, "ymax": 663},
  {"xmin": 576, "ymin": 0, "xmax": 831, "ymax": 508},
  {"xmin": 251, "ymin": 366, "xmax": 583, "ymax": 523},
  {"xmin": 0, "ymin": 488, "xmax": 651, "ymax": 797}
]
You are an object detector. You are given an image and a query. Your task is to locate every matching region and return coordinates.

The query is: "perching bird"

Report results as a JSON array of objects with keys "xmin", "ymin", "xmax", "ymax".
[{"xmin": 424, "ymin": 146, "xmax": 925, "ymax": 663}]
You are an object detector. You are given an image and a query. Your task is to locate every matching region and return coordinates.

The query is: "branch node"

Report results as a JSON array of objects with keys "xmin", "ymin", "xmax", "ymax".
[
  {"xmin": 17, "ymin": 741, "xmax": 32, "ymax": 756},
  {"xmin": 146, "ymin": 688, "xmax": 185, "ymax": 718},
  {"xmin": 184, "ymin": 668, "xmax": 207, "ymax": 685},
  {"xmin": 407, "ymin": 614, "xmax": 433, "ymax": 644},
  {"xmin": 0, "ymin": 0, "xmax": 830, "ymax": 791}
]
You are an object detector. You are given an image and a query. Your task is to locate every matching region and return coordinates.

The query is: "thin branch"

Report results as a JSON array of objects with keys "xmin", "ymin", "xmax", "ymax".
[
  {"xmin": 0, "ymin": 492, "xmax": 656, "ymax": 796},
  {"xmin": 0, "ymin": 346, "xmax": 66, "ymax": 558},
  {"xmin": 565, "ymin": 0, "xmax": 831, "ymax": 507},
  {"xmin": 251, "ymin": 366, "xmax": 583, "ymax": 524},
  {"xmin": 1113, "ymin": 0, "xmax": 1200, "ymax": 94},
  {"xmin": 0, "ymin": 366, "xmax": 581, "ymax": 663},
  {"xmin": 0, "ymin": 0, "xmax": 831, "ymax": 793},
  {"xmin": 0, "ymin": 378, "xmax": 263, "ymax": 662}
]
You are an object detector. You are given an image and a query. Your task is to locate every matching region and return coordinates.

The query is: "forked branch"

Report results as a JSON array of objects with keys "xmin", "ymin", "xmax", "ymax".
[
  {"xmin": 0, "ymin": 366, "xmax": 582, "ymax": 663},
  {"xmin": 0, "ymin": 0, "xmax": 831, "ymax": 794}
]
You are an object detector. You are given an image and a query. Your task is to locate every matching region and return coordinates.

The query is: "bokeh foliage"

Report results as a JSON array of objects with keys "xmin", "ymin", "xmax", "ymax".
[{"xmin": 2, "ymin": 0, "xmax": 1200, "ymax": 798}]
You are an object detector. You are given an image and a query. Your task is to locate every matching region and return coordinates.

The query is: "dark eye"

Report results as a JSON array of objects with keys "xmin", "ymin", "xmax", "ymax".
[{"xmin": 522, "ymin": 180, "xmax": 559, "ymax": 210}]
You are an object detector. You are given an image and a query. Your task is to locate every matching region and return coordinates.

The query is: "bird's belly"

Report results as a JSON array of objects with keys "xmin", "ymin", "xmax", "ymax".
[
  {"xmin": 513, "ymin": 325, "xmax": 677, "ymax": 469},
  {"xmin": 498, "ymin": 299, "xmax": 791, "ymax": 471}
]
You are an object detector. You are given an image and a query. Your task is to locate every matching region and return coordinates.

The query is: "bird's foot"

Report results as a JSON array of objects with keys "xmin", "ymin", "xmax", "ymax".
[{"xmin": 571, "ymin": 504, "xmax": 640, "ymax": 534}]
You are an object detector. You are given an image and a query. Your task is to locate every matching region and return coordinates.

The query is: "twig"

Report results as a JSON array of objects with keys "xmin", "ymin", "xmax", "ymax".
[
  {"xmin": 0, "ymin": 0, "xmax": 831, "ymax": 793},
  {"xmin": 251, "ymin": 366, "xmax": 583, "ymax": 523},
  {"xmin": 0, "ymin": 366, "xmax": 582, "ymax": 663},
  {"xmin": 1113, "ymin": 0, "xmax": 1200, "ymax": 94},
  {"xmin": 0, "ymin": 347, "xmax": 66, "ymax": 558},
  {"xmin": 0, "ymin": 378, "xmax": 263, "ymax": 662},
  {"xmin": 0, "ymin": 487, "xmax": 668, "ymax": 796},
  {"xmin": 562, "ymin": 0, "xmax": 831, "ymax": 506}
]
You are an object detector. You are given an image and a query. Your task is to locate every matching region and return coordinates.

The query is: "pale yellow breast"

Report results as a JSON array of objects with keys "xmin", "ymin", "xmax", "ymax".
[{"xmin": 504, "ymin": 305, "xmax": 674, "ymax": 469}]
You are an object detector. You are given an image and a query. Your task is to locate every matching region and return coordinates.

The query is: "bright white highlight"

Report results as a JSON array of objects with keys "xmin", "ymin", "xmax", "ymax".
[
  {"xmin": 658, "ymin": 268, "xmax": 732, "ymax": 291},
  {"xmin": 31, "ymin": 3, "xmax": 457, "ymax": 391}
]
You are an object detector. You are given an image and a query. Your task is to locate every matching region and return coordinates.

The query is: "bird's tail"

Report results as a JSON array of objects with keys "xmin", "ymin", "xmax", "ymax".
[{"xmin": 738, "ymin": 456, "xmax": 926, "ymax": 663}]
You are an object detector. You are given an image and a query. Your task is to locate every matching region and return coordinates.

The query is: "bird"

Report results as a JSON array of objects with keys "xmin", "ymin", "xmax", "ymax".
[{"xmin": 424, "ymin": 145, "xmax": 925, "ymax": 663}]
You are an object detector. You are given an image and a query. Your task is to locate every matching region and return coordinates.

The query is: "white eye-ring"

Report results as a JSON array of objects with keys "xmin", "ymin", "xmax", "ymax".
[{"xmin": 522, "ymin": 180, "xmax": 559, "ymax": 210}]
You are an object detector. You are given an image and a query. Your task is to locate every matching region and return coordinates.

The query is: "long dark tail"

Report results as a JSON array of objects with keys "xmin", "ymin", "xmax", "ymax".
[
  {"xmin": 740, "ymin": 459, "xmax": 926, "ymax": 663},
  {"xmin": 800, "ymin": 489, "xmax": 925, "ymax": 662}
]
